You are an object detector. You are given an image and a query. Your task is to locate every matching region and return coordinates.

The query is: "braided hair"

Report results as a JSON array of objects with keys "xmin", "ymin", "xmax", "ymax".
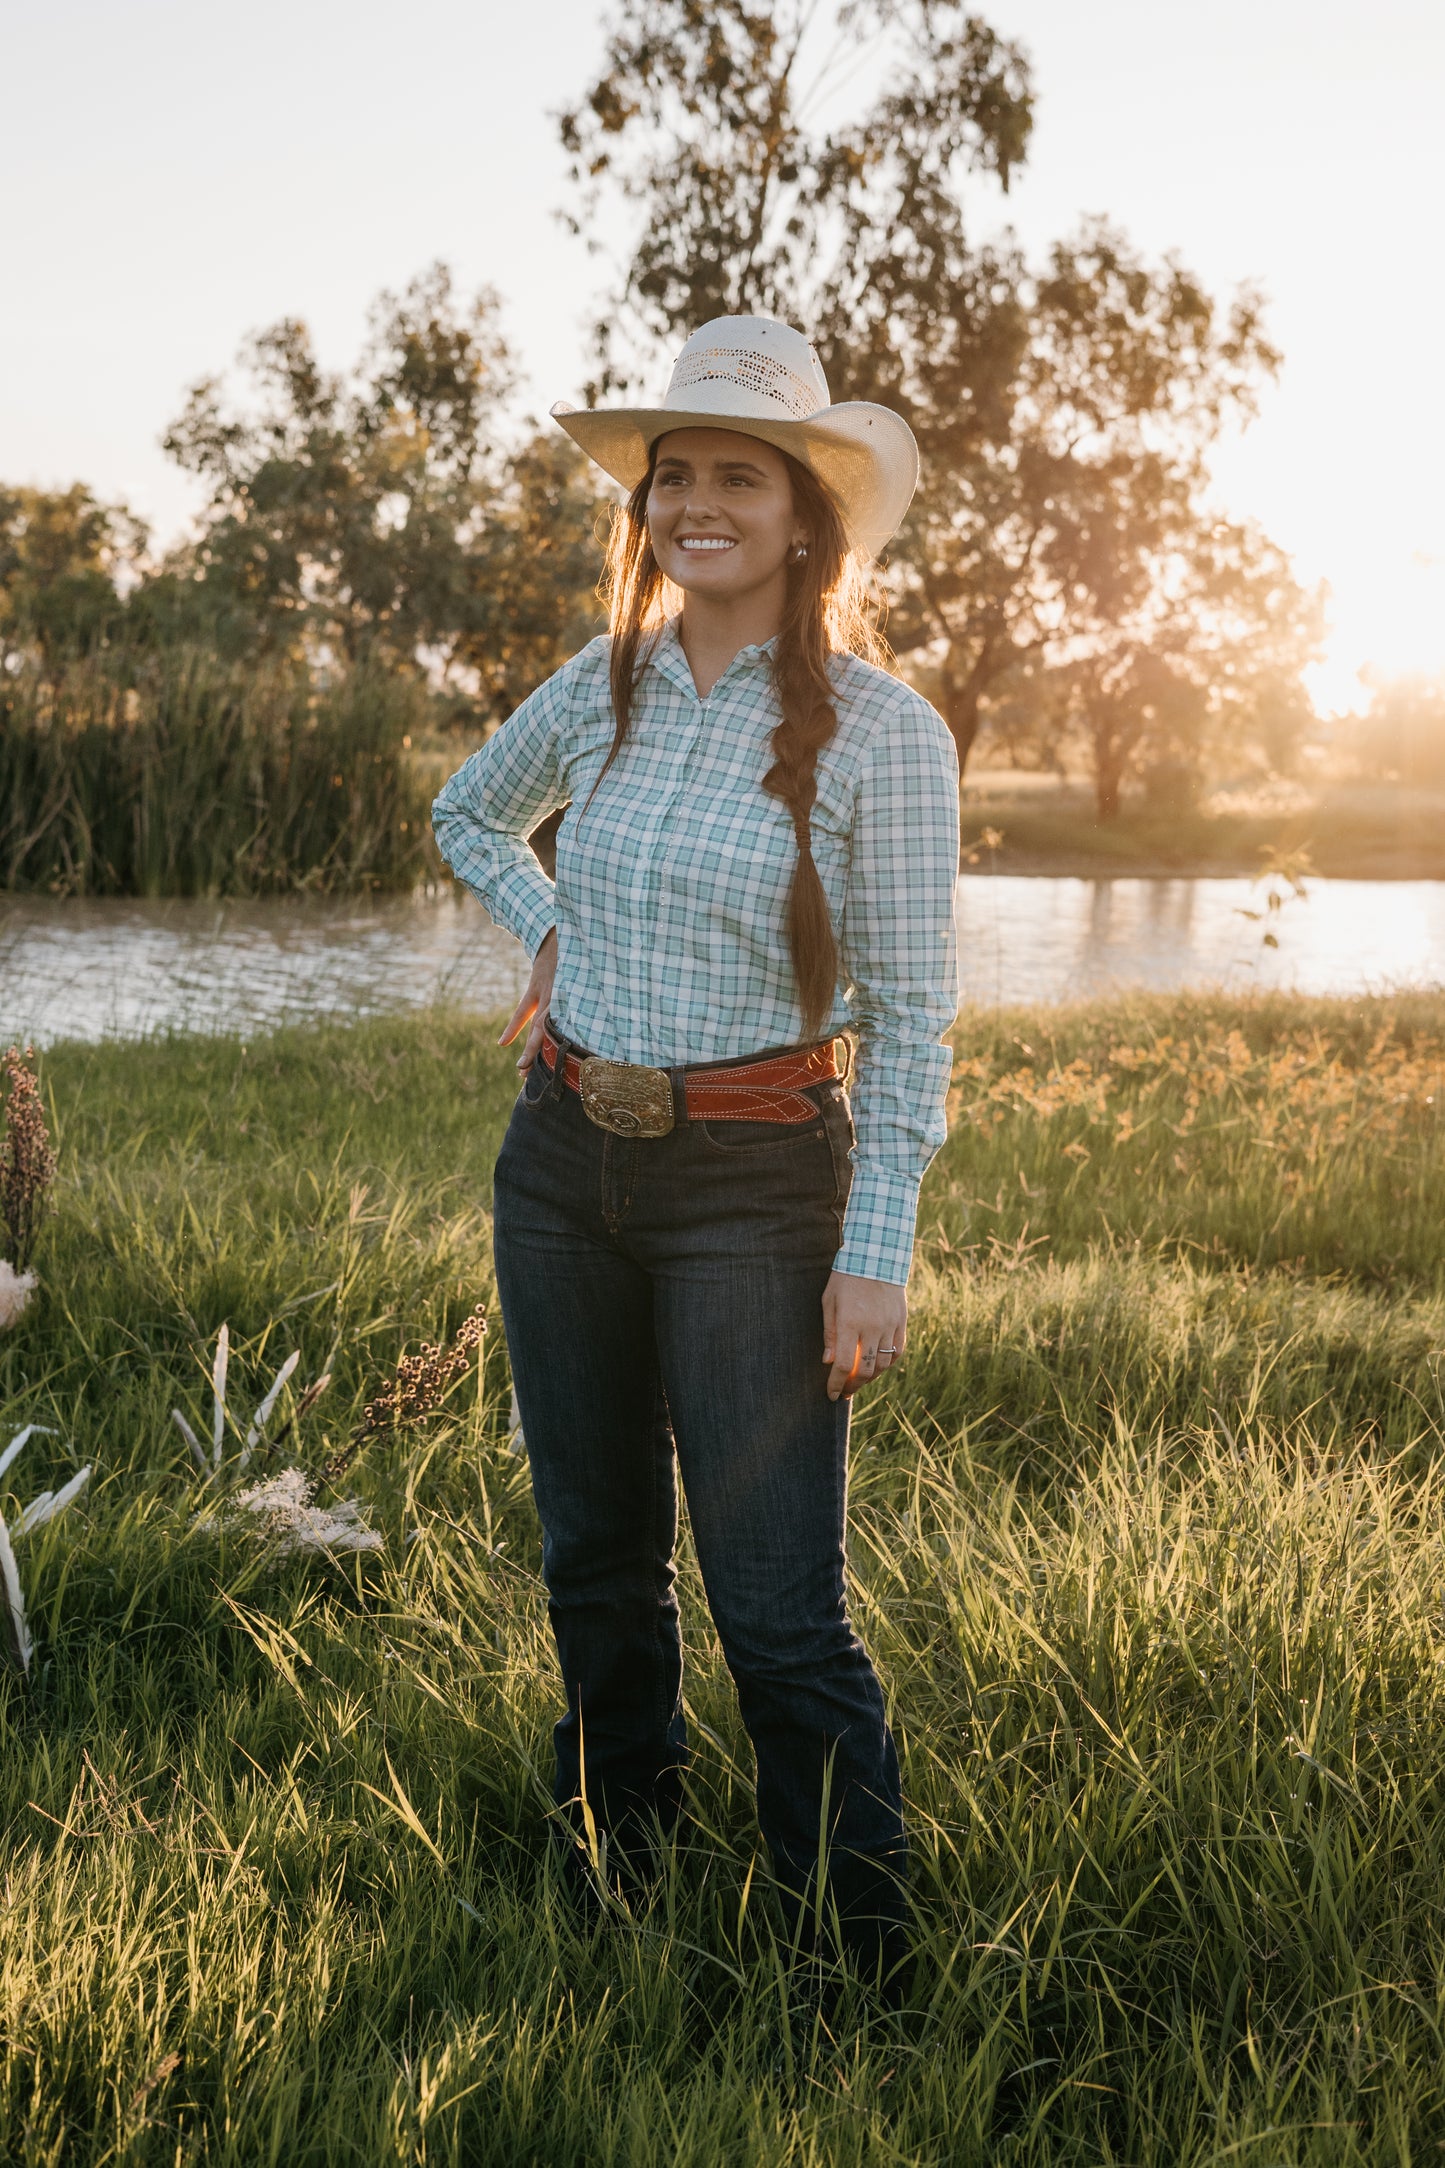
[{"xmin": 591, "ymin": 444, "xmax": 886, "ymax": 1039}]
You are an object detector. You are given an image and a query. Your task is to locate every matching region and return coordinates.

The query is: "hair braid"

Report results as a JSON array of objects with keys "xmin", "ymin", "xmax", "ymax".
[{"xmin": 595, "ymin": 446, "xmax": 887, "ymax": 1039}]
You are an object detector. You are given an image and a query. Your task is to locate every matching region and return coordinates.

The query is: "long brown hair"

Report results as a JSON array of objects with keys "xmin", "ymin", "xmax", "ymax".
[{"xmin": 590, "ymin": 443, "xmax": 887, "ymax": 1038}]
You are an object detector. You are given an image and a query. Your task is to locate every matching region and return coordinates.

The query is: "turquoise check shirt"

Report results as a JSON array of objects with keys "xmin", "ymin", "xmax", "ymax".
[{"xmin": 432, "ymin": 620, "xmax": 960, "ymax": 1285}]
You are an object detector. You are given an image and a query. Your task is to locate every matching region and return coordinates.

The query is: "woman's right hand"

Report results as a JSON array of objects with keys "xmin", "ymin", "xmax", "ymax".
[{"xmin": 498, "ymin": 927, "xmax": 558, "ymax": 1075}]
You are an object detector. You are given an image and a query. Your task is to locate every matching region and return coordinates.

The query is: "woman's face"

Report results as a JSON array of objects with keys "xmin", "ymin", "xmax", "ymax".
[{"xmin": 646, "ymin": 428, "xmax": 805, "ymax": 603}]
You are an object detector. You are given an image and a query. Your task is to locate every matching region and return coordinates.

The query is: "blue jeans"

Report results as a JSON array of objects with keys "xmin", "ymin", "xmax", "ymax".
[{"xmin": 492, "ymin": 1041, "xmax": 907, "ymax": 1965}]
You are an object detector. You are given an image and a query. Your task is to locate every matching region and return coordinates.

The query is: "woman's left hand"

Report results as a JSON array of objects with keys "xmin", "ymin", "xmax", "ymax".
[{"xmin": 822, "ymin": 1272, "xmax": 907, "ymax": 1401}]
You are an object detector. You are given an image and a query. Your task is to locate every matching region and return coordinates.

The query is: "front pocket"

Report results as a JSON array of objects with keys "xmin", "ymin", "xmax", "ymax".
[
  {"xmin": 820, "ymin": 1093, "xmax": 856, "ymax": 1241},
  {"xmin": 519, "ymin": 1059, "xmax": 553, "ymax": 1109},
  {"xmin": 697, "ymin": 1116, "xmax": 829, "ymax": 1155}
]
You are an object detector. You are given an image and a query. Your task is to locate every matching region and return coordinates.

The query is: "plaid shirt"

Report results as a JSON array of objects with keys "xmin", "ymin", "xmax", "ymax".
[{"xmin": 432, "ymin": 621, "xmax": 959, "ymax": 1285}]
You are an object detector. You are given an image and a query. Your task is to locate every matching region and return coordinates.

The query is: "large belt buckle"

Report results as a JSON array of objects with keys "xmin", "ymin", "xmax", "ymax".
[{"xmin": 578, "ymin": 1057, "xmax": 675, "ymax": 1138}]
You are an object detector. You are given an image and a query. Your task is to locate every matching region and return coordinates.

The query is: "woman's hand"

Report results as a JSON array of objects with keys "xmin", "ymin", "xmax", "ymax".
[
  {"xmin": 822, "ymin": 1271, "xmax": 907, "ymax": 1401},
  {"xmin": 498, "ymin": 927, "xmax": 558, "ymax": 1074}
]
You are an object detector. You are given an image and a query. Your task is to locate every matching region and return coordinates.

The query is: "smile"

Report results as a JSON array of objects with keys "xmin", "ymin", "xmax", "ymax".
[{"xmin": 676, "ymin": 537, "xmax": 737, "ymax": 552}]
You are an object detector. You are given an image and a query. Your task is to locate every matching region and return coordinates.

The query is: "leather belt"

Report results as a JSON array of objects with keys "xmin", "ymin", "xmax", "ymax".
[{"xmin": 539, "ymin": 1022, "xmax": 845, "ymax": 1139}]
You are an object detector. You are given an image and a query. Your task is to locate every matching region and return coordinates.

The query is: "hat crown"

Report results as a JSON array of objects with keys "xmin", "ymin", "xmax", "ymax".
[{"xmin": 662, "ymin": 314, "xmax": 829, "ymax": 423}]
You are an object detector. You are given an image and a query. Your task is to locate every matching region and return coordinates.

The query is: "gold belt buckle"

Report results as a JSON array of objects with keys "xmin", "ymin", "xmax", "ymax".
[{"xmin": 578, "ymin": 1057, "xmax": 675, "ymax": 1138}]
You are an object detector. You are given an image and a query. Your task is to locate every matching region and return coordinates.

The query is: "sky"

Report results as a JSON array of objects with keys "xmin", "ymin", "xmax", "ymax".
[{"xmin": 3, "ymin": 0, "xmax": 1442, "ymax": 713}]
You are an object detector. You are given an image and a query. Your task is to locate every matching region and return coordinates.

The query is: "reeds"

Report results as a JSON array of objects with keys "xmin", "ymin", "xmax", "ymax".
[{"xmin": 0, "ymin": 649, "xmax": 438, "ymax": 895}]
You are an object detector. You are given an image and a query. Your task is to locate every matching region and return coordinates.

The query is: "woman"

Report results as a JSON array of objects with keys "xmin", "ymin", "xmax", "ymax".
[{"xmin": 432, "ymin": 315, "xmax": 959, "ymax": 1990}]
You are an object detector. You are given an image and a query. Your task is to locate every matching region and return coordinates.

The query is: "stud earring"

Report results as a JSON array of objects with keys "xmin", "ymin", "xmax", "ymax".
[{"xmin": 792, "ymin": 543, "xmax": 809, "ymax": 561}]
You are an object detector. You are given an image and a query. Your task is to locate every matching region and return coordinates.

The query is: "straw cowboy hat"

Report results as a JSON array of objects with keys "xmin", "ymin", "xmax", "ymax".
[{"xmin": 550, "ymin": 314, "xmax": 919, "ymax": 560}]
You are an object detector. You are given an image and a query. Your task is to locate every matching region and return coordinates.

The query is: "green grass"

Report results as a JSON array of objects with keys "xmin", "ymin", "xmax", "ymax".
[{"xmin": 2, "ymin": 993, "xmax": 1444, "ymax": 2164}]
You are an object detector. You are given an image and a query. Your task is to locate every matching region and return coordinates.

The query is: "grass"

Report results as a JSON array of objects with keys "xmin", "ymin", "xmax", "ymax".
[
  {"xmin": 0, "ymin": 652, "xmax": 440, "ymax": 897},
  {"xmin": 959, "ymin": 773, "xmax": 1445, "ymax": 879},
  {"xmin": 1, "ymin": 991, "xmax": 1444, "ymax": 2164}
]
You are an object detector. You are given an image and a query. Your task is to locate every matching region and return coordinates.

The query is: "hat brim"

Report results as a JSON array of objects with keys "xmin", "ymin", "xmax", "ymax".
[{"xmin": 550, "ymin": 400, "xmax": 918, "ymax": 561}]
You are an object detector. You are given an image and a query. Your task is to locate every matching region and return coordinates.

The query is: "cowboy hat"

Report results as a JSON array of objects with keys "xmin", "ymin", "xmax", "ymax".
[{"xmin": 550, "ymin": 314, "xmax": 919, "ymax": 560}]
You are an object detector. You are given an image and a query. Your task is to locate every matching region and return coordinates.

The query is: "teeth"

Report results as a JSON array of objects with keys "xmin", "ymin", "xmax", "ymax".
[{"xmin": 679, "ymin": 538, "xmax": 735, "ymax": 550}]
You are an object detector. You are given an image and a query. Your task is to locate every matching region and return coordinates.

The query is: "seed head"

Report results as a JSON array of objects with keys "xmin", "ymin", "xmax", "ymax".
[{"xmin": 1, "ymin": 1046, "xmax": 57, "ymax": 1277}]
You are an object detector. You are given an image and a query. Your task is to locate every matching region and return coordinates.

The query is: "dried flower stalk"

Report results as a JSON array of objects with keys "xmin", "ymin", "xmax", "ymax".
[
  {"xmin": 324, "ymin": 1304, "xmax": 486, "ymax": 1479},
  {"xmin": 1, "ymin": 1046, "xmax": 58, "ymax": 1277}
]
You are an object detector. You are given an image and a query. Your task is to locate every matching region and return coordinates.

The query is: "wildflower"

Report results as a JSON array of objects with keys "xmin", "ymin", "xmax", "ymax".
[{"xmin": 1, "ymin": 1046, "xmax": 58, "ymax": 1277}]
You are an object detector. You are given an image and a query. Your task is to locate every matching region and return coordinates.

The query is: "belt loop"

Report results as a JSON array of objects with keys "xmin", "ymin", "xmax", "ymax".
[{"xmin": 668, "ymin": 1067, "xmax": 687, "ymax": 1125}]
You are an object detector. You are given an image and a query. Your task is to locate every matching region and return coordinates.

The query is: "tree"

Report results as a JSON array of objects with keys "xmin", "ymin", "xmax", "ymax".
[
  {"xmin": 0, "ymin": 485, "xmax": 147, "ymax": 669},
  {"xmin": 155, "ymin": 264, "xmax": 609, "ymax": 686},
  {"xmin": 158, "ymin": 264, "xmax": 511, "ymax": 665},
  {"xmin": 563, "ymin": 0, "xmax": 1317, "ymax": 791},
  {"xmin": 1061, "ymin": 514, "xmax": 1324, "ymax": 818},
  {"xmin": 1349, "ymin": 670, "xmax": 1445, "ymax": 785}
]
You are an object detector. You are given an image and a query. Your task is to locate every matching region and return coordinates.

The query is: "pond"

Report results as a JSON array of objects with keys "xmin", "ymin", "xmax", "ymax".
[{"xmin": 3, "ymin": 876, "xmax": 1444, "ymax": 1047}]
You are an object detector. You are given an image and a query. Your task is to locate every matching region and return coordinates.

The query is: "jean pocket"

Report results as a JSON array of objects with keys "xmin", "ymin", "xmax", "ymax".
[
  {"xmin": 697, "ymin": 1115, "xmax": 829, "ymax": 1154},
  {"xmin": 820, "ymin": 1090, "xmax": 855, "ymax": 1241},
  {"xmin": 519, "ymin": 1059, "xmax": 552, "ymax": 1109}
]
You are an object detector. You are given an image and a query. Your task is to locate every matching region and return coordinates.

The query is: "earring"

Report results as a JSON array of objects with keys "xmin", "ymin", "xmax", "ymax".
[{"xmin": 792, "ymin": 543, "xmax": 809, "ymax": 561}]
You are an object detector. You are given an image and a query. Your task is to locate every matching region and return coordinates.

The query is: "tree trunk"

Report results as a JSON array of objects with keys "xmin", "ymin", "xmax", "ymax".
[
  {"xmin": 1092, "ymin": 712, "xmax": 1126, "ymax": 819},
  {"xmin": 941, "ymin": 688, "xmax": 983, "ymax": 776},
  {"xmin": 940, "ymin": 639, "xmax": 1004, "ymax": 776}
]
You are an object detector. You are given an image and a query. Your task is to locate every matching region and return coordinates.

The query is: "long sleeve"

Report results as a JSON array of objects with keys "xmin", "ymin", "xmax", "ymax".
[
  {"xmin": 834, "ymin": 695, "xmax": 960, "ymax": 1285},
  {"xmin": 430, "ymin": 658, "xmax": 579, "ymax": 960}
]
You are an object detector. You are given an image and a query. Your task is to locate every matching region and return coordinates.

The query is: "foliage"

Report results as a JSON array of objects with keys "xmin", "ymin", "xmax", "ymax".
[
  {"xmin": 0, "ymin": 486, "xmax": 148, "ymax": 669},
  {"xmin": 0, "ymin": 994, "xmax": 1443, "ymax": 2156},
  {"xmin": 1343, "ymin": 668, "xmax": 1445, "ymax": 786},
  {"xmin": 0, "ymin": 649, "xmax": 436, "ymax": 896},
  {"xmin": 158, "ymin": 264, "xmax": 608, "ymax": 684},
  {"xmin": 564, "ymin": 1, "xmax": 1321, "ymax": 794}
]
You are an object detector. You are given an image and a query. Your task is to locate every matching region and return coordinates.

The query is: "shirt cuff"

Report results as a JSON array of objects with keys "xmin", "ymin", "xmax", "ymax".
[
  {"xmin": 488, "ymin": 863, "xmax": 558, "ymax": 961},
  {"xmin": 833, "ymin": 1163, "xmax": 922, "ymax": 1286}
]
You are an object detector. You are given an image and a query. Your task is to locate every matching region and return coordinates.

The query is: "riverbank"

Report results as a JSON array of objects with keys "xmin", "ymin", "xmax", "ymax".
[
  {"xmin": 959, "ymin": 773, "xmax": 1445, "ymax": 878},
  {"xmin": 3, "ymin": 993, "xmax": 1444, "ymax": 2162}
]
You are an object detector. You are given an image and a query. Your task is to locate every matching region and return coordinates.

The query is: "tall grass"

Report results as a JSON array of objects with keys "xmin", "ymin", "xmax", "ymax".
[
  {"xmin": 0, "ymin": 651, "xmax": 438, "ymax": 896},
  {"xmin": 1, "ymin": 992, "xmax": 1443, "ymax": 2163}
]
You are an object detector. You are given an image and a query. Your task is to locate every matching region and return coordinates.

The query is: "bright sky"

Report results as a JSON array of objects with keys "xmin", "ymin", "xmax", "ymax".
[{"xmin": 4, "ymin": 0, "xmax": 1441, "ymax": 714}]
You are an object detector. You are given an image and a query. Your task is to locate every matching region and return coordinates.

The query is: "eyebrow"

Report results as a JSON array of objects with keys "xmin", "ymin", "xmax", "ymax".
[{"xmin": 653, "ymin": 457, "xmax": 770, "ymax": 477}]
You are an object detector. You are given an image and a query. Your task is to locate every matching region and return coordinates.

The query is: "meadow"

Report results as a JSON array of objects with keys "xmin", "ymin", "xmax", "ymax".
[{"xmin": 1, "ymin": 990, "xmax": 1444, "ymax": 2165}]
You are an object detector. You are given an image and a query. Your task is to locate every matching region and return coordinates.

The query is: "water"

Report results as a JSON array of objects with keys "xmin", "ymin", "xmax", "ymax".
[{"xmin": 2, "ymin": 877, "xmax": 1443, "ymax": 1047}]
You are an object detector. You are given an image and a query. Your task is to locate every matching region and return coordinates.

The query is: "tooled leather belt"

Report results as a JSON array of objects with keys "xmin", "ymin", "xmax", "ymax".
[{"xmin": 539, "ymin": 1021, "xmax": 846, "ymax": 1139}]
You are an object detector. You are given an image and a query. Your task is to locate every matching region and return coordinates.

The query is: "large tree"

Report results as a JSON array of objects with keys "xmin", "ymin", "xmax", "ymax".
[
  {"xmin": 563, "ymin": 0, "xmax": 1317, "ymax": 789},
  {"xmin": 157, "ymin": 264, "xmax": 608, "ymax": 694}
]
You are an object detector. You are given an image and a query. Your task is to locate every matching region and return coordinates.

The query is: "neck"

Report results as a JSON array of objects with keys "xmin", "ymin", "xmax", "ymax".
[{"xmin": 676, "ymin": 573, "xmax": 787, "ymax": 699}]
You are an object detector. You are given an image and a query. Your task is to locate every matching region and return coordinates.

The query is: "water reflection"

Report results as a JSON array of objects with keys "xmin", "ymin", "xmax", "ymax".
[
  {"xmin": 0, "ymin": 889, "xmax": 530, "ymax": 1047},
  {"xmin": 1, "ymin": 875, "xmax": 1442, "ymax": 1047}
]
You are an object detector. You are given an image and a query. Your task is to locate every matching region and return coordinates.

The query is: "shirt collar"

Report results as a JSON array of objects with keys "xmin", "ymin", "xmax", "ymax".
[{"xmin": 645, "ymin": 618, "xmax": 777, "ymax": 698}]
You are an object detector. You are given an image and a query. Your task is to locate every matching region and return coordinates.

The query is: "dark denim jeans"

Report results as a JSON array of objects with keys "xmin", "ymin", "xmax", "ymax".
[{"xmin": 492, "ymin": 1039, "xmax": 907, "ymax": 1966}]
